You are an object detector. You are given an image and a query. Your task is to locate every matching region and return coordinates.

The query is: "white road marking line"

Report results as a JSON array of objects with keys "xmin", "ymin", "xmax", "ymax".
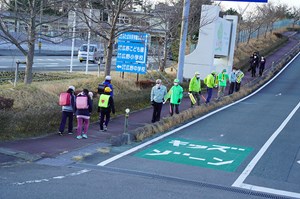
[
  {"xmin": 97, "ymin": 52, "xmax": 300, "ymax": 169},
  {"xmin": 230, "ymin": 52, "xmax": 300, "ymax": 198},
  {"xmin": 13, "ymin": 169, "xmax": 90, "ymax": 186},
  {"xmin": 189, "ymin": 157, "xmax": 205, "ymax": 161},
  {"xmin": 232, "ymin": 100, "xmax": 300, "ymax": 187},
  {"xmin": 213, "ymin": 157, "xmax": 223, "ymax": 161}
]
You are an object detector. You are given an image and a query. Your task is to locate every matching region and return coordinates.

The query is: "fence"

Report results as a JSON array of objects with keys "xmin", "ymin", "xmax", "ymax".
[{"xmin": 238, "ymin": 19, "xmax": 297, "ymax": 43}]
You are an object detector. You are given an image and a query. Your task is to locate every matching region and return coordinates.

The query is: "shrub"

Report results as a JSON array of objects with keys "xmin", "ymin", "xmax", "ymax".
[{"xmin": 0, "ymin": 96, "xmax": 14, "ymax": 109}]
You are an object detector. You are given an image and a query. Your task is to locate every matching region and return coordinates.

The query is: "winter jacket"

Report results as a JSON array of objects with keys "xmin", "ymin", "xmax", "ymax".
[
  {"xmin": 204, "ymin": 74, "xmax": 216, "ymax": 88},
  {"xmin": 189, "ymin": 76, "xmax": 201, "ymax": 92},
  {"xmin": 218, "ymin": 72, "xmax": 229, "ymax": 87},
  {"xmin": 236, "ymin": 70, "xmax": 244, "ymax": 83},
  {"xmin": 75, "ymin": 93, "xmax": 93, "ymax": 118},
  {"xmin": 166, "ymin": 85, "xmax": 183, "ymax": 105},
  {"xmin": 151, "ymin": 85, "xmax": 167, "ymax": 103},
  {"xmin": 229, "ymin": 72, "xmax": 237, "ymax": 83}
]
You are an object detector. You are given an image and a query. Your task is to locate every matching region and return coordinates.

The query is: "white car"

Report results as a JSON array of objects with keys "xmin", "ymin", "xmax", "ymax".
[{"xmin": 78, "ymin": 44, "xmax": 104, "ymax": 63}]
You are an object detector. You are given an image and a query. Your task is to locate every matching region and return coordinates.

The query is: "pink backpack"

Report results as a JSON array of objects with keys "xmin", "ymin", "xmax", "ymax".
[
  {"xmin": 59, "ymin": 93, "xmax": 71, "ymax": 106},
  {"xmin": 76, "ymin": 96, "xmax": 88, "ymax": 109}
]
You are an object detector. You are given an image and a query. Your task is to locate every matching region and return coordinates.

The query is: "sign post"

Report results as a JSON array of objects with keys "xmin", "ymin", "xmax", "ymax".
[{"xmin": 116, "ymin": 32, "xmax": 149, "ymax": 75}]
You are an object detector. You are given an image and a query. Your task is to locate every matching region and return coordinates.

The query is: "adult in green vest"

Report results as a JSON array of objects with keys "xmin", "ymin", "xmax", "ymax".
[
  {"xmin": 189, "ymin": 71, "xmax": 202, "ymax": 107},
  {"xmin": 217, "ymin": 69, "xmax": 229, "ymax": 100},
  {"xmin": 204, "ymin": 71, "xmax": 217, "ymax": 104},
  {"xmin": 98, "ymin": 87, "xmax": 115, "ymax": 131},
  {"xmin": 165, "ymin": 79, "xmax": 183, "ymax": 116}
]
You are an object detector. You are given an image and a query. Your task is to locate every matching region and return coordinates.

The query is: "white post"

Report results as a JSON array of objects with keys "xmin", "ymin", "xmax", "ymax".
[
  {"xmin": 85, "ymin": 8, "xmax": 92, "ymax": 74},
  {"xmin": 177, "ymin": 0, "xmax": 190, "ymax": 82},
  {"xmin": 70, "ymin": 10, "xmax": 76, "ymax": 73}
]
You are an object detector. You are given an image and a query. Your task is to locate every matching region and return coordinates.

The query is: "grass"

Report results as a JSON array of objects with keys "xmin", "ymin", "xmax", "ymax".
[{"xmin": 0, "ymin": 73, "xmax": 154, "ymax": 140}]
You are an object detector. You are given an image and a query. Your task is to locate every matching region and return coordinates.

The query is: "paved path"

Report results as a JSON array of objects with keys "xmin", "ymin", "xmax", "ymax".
[{"xmin": 0, "ymin": 32, "xmax": 299, "ymax": 164}]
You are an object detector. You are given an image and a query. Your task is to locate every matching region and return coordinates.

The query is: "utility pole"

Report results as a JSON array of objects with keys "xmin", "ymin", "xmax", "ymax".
[
  {"xmin": 177, "ymin": 0, "xmax": 190, "ymax": 82},
  {"xmin": 70, "ymin": 9, "xmax": 76, "ymax": 73},
  {"xmin": 85, "ymin": 7, "xmax": 92, "ymax": 75},
  {"xmin": 38, "ymin": 0, "xmax": 43, "ymax": 54},
  {"xmin": 14, "ymin": 0, "xmax": 19, "ymax": 32}
]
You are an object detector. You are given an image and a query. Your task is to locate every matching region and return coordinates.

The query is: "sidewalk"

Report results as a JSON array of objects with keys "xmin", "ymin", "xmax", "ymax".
[{"xmin": 0, "ymin": 32, "xmax": 299, "ymax": 165}]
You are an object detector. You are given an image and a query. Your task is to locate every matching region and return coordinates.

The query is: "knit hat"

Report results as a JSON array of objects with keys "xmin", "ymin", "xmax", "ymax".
[
  {"xmin": 105, "ymin": 75, "xmax": 112, "ymax": 80},
  {"xmin": 222, "ymin": 69, "xmax": 227, "ymax": 73},
  {"xmin": 174, "ymin": 79, "xmax": 179, "ymax": 83},
  {"xmin": 68, "ymin": 85, "xmax": 75, "ymax": 91}
]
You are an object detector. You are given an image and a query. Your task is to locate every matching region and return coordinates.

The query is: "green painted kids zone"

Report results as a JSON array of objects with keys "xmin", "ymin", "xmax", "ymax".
[{"xmin": 134, "ymin": 138, "xmax": 253, "ymax": 172}]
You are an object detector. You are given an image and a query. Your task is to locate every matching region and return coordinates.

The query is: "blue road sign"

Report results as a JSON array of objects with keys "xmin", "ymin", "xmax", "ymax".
[
  {"xmin": 218, "ymin": 0, "xmax": 268, "ymax": 2},
  {"xmin": 116, "ymin": 32, "xmax": 149, "ymax": 74}
]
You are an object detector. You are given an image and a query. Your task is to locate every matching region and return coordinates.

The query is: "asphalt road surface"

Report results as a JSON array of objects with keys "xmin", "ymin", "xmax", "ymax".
[
  {"xmin": 0, "ymin": 53, "xmax": 300, "ymax": 199},
  {"xmin": 0, "ymin": 55, "xmax": 163, "ymax": 72}
]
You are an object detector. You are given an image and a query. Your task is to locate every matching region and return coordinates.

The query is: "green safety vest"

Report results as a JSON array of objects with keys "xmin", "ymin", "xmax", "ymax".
[{"xmin": 98, "ymin": 94, "xmax": 110, "ymax": 108}]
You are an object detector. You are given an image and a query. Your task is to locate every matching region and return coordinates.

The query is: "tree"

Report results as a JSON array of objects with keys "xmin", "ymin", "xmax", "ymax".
[
  {"xmin": 0, "ymin": 0, "xmax": 72, "ymax": 84},
  {"xmin": 75, "ymin": 0, "xmax": 158, "ymax": 77},
  {"xmin": 165, "ymin": 0, "xmax": 213, "ymax": 63},
  {"xmin": 286, "ymin": 6, "xmax": 300, "ymax": 28},
  {"xmin": 258, "ymin": 3, "xmax": 288, "ymax": 37}
]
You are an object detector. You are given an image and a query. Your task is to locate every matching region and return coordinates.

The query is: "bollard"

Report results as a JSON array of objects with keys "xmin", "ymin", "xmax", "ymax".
[
  {"xmin": 123, "ymin": 108, "xmax": 131, "ymax": 144},
  {"xmin": 14, "ymin": 60, "xmax": 26, "ymax": 87}
]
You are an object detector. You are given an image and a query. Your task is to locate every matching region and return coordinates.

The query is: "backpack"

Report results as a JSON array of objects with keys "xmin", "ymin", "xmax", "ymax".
[
  {"xmin": 97, "ymin": 83, "xmax": 107, "ymax": 94},
  {"xmin": 76, "ymin": 96, "xmax": 89, "ymax": 109},
  {"xmin": 59, "ymin": 92, "xmax": 71, "ymax": 106}
]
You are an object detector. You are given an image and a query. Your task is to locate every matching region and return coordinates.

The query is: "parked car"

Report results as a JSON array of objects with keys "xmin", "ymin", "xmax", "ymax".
[{"xmin": 78, "ymin": 44, "xmax": 104, "ymax": 63}]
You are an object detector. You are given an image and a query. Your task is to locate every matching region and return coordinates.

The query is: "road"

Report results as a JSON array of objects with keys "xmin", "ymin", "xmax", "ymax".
[
  {"xmin": 0, "ymin": 55, "xmax": 164, "ymax": 72},
  {"xmin": 0, "ymin": 53, "xmax": 299, "ymax": 199}
]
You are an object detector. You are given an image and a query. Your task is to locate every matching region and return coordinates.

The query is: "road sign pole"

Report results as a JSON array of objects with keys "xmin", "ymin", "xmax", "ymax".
[
  {"xmin": 70, "ymin": 10, "xmax": 76, "ymax": 73},
  {"xmin": 177, "ymin": 0, "xmax": 190, "ymax": 82}
]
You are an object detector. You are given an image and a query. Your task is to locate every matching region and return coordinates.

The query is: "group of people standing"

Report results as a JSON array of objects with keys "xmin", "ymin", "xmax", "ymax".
[
  {"xmin": 248, "ymin": 51, "xmax": 266, "ymax": 77},
  {"xmin": 150, "ymin": 67, "xmax": 246, "ymax": 123},
  {"xmin": 58, "ymin": 75, "xmax": 115, "ymax": 139},
  {"xmin": 59, "ymin": 66, "xmax": 248, "ymax": 135},
  {"xmin": 58, "ymin": 86, "xmax": 93, "ymax": 139},
  {"xmin": 150, "ymin": 78, "xmax": 184, "ymax": 123}
]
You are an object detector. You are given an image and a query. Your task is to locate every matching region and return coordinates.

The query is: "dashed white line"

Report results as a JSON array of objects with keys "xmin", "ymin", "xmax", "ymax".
[{"xmin": 13, "ymin": 169, "xmax": 90, "ymax": 186}]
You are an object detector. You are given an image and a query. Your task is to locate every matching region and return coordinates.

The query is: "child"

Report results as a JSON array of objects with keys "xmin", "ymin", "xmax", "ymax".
[
  {"xmin": 98, "ymin": 87, "xmax": 115, "ymax": 131},
  {"xmin": 58, "ymin": 86, "xmax": 76, "ymax": 135},
  {"xmin": 75, "ymin": 89, "xmax": 93, "ymax": 139}
]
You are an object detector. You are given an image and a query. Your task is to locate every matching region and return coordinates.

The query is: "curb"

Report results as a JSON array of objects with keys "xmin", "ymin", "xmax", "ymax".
[{"xmin": 0, "ymin": 147, "xmax": 42, "ymax": 162}]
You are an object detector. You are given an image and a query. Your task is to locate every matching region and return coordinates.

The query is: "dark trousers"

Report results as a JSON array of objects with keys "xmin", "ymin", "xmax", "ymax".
[
  {"xmin": 251, "ymin": 63, "xmax": 258, "ymax": 77},
  {"xmin": 152, "ymin": 102, "xmax": 163, "ymax": 123},
  {"xmin": 169, "ymin": 103, "xmax": 179, "ymax": 116},
  {"xmin": 99, "ymin": 109, "xmax": 111, "ymax": 130},
  {"xmin": 259, "ymin": 65, "xmax": 265, "ymax": 76},
  {"xmin": 59, "ymin": 111, "xmax": 74, "ymax": 133},
  {"xmin": 235, "ymin": 82, "xmax": 241, "ymax": 92},
  {"xmin": 206, "ymin": 88, "xmax": 213, "ymax": 103},
  {"xmin": 228, "ymin": 82, "xmax": 236, "ymax": 95}
]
